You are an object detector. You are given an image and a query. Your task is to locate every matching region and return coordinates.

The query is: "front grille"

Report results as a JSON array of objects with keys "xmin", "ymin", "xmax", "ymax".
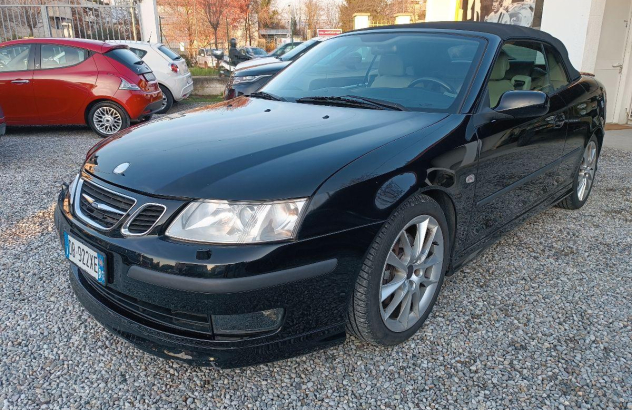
[
  {"xmin": 77, "ymin": 180, "xmax": 135, "ymax": 229},
  {"xmin": 124, "ymin": 204, "xmax": 166, "ymax": 235},
  {"xmin": 80, "ymin": 270, "xmax": 214, "ymax": 336}
]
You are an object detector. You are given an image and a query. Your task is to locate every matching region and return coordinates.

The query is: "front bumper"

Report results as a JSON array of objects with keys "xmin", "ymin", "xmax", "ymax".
[{"xmin": 54, "ymin": 180, "xmax": 379, "ymax": 368}]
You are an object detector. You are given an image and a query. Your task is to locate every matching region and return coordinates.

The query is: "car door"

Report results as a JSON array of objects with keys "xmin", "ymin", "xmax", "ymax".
[
  {"xmin": 467, "ymin": 41, "xmax": 569, "ymax": 243},
  {"xmin": 31, "ymin": 43, "xmax": 98, "ymax": 124},
  {"xmin": 0, "ymin": 44, "xmax": 37, "ymax": 125}
]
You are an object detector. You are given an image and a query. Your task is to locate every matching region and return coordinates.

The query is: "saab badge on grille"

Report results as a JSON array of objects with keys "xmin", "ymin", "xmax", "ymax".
[{"xmin": 113, "ymin": 163, "xmax": 130, "ymax": 175}]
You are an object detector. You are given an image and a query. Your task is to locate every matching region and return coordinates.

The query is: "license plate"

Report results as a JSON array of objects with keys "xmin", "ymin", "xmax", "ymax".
[{"xmin": 64, "ymin": 232, "xmax": 106, "ymax": 285}]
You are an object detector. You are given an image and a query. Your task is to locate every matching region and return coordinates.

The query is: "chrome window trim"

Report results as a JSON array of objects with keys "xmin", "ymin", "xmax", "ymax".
[
  {"xmin": 121, "ymin": 203, "xmax": 167, "ymax": 237},
  {"xmin": 73, "ymin": 178, "xmax": 137, "ymax": 231}
]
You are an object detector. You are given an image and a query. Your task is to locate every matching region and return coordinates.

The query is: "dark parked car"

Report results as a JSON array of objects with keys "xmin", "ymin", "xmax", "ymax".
[
  {"xmin": 0, "ymin": 38, "xmax": 162, "ymax": 137},
  {"xmin": 241, "ymin": 47, "xmax": 267, "ymax": 59},
  {"xmin": 0, "ymin": 104, "xmax": 5, "ymax": 137},
  {"xmin": 268, "ymin": 41, "xmax": 302, "ymax": 58},
  {"xmin": 225, "ymin": 38, "xmax": 324, "ymax": 99},
  {"xmin": 55, "ymin": 22, "xmax": 605, "ymax": 368}
]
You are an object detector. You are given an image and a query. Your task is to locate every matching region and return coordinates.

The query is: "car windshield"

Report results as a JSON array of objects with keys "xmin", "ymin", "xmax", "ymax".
[
  {"xmin": 250, "ymin": 48, "xmax": 267, "ymax": 56},
  {"xmin": 278, "ymin": 39, "xmax": 319, "ymax": 61},
  {"xmin": 264, "ymin": 33, "xmax": 485, "ymax": 112}
]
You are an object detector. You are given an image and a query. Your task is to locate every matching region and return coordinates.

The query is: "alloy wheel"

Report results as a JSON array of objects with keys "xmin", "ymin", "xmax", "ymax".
[
  {"xmin": 379, "ymin": 215, "xmax": 444, "ymax": 332},
  {"xmin": 160, "ymin": 93, "xmax": 168, "ymax": 111},
  {"xmin": 577, "ymin": 141, "xmax": 597, "ymax": 201},
  {"xmin": 93, "ymin": 107, "xmax": 123, "ymax": 135}
]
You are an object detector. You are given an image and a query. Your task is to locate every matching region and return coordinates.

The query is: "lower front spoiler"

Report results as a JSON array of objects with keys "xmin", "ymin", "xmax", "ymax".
[{"xmin": 69, "ymin": 266, "xmax": 346, "ymax": 369}]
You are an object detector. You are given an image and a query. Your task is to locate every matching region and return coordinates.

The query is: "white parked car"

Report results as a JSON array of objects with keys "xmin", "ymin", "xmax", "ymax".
[
  {"xmin": 197, "ymin": 48, "xmax": 224, "ymax": 68},
  {"xmin": 113, "ymin": 41, "xmax": 193, "ymax": 114}
]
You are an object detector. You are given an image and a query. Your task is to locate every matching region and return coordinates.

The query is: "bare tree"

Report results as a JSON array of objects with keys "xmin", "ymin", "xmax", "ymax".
[
  {"xmin": 199, "ymin": 0, "xmax": 228, "ymax": 49},
  {"xmin": 321, "ymin": 0, "xmax": 340, "ymax": 29},
  {"xmin": 159, "ymin": 0, "xmax": 198, "ymax": 58},
  {"xmin": 303, "ymin": 0, "xmax": 319, "ymax": 38}
]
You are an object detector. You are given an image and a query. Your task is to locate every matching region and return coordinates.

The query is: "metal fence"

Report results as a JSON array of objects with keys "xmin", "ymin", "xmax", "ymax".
[{"xmin": 0, "ymin": 4, "xmax": 141, "ymax": 42}]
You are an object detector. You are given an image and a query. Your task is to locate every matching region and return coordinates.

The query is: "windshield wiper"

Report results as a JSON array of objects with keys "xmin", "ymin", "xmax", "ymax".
[
  {"xmin": 249, "ymin": 91, "xmax": 286, "ymax": 101},
  {"xmin": 295, "ymin": 95, "xmax": 406, "ymax": 111},
  {"xmin": 343, "ymin": 95, "xmax": 407, "ymax": 111}
]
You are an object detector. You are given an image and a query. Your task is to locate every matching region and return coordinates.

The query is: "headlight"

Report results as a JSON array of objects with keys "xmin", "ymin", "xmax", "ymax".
[
  {"xmin": 233, "ymin": 75, "xmax": 270, "ymax": 84},
  {"xmin": 166, "ymin": 199, "xmax": 307, "ymax": 244},
  {"xmin": 69, "ymin": 173, "xmax": 79, "ymax": 205}
]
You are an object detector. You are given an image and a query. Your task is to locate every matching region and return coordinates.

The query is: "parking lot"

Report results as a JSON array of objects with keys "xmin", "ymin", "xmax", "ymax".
[{"xmin": 0, "ymin": 118, "xmax": 630, "ymax": 409}]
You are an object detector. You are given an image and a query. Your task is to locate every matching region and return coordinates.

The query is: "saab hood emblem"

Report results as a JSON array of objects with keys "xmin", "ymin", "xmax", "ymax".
[{"xmin": 113, "ymin": 163, "xmax": 130, "ymax": 175}]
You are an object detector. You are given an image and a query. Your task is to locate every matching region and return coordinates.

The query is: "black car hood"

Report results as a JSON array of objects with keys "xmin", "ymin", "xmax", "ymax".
[
  {"xmin": 85, "ymin": 98, "xmax": 448, "ymax": 201},
  {"xmin": 235, "ymin": 60, "xmax": 290, "ymax": 76}
]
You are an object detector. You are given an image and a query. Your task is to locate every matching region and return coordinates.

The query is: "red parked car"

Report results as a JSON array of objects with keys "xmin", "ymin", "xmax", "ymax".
[
  {"xmin": 0, "ymin": 38, "xmax": 162, "ymax": 137},
  {"xmin": 0, "ymin": 105, "xmax": 5, "ymax": 137}
]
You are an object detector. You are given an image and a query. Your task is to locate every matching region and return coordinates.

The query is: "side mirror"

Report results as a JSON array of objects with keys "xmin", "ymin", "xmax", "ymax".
[{"xmin": 495, "ymin": 90, "xmax": 550, "ymax": 118}]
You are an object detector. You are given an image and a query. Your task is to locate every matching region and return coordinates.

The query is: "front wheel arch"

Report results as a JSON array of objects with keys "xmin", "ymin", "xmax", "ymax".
[{"xmin": 419, "ymin": 189, "xmax": 457, "ymax": 273}]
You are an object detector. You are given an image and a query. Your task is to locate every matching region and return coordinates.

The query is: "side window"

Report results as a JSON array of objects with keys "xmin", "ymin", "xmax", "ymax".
[
  {"xmin": 0, "ymin": 45, "xmax": 31, "ymax": 72},
  {"xmin": 544, "ymin": 45, "xmax": 570, "ymax": 93},
  {"xmin": 130, "ymin": 48, "xmax": 148, "ymax": 59},
  {"xmin": 487, "ymin": 41, "xmax": 545, "ymax": 107},
  {"xmin": 41, "ymin": 45, "xmax": 87, "ymax": 69}
]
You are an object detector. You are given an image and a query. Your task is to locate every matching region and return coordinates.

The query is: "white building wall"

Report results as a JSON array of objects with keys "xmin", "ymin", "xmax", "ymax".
[
  {"xmin": 425, "ymin": 0, "xmax": 459, "ymax": 22},
  {"xmin": 139, "ymin": 0, "xmax": 161, "ymax": 42},
  {"xmin": 540, "ymin": 0, "xmax": 606, "ymax": 72}
]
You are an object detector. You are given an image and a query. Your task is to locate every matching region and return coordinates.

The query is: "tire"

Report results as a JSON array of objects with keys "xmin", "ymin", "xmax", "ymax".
[
  {"xmin": 346, "ymin": 193, "xmax": 450, "ymax": 346},
  {"xmin": 87, "ymin": 101, "xmax": 130, "ymax": 138},
  {"xmin": 156, "ymin": 85, "xmax": 174, "ymax": 114},
  {"xmin": 556, "ymin": 135, "xmax": 600, "ymax": 210}
]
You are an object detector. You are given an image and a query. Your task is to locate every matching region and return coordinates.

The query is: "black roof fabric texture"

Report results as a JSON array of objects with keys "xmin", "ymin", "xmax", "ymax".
[{"xmin": 359, "ymin": 21, "xmax": 581, "ymax": 80}]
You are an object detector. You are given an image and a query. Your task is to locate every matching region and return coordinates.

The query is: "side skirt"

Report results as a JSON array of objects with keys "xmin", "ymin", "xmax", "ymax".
[{"xmin": 449, "ymin": 182, "xmax": 573, "ymax": 274}]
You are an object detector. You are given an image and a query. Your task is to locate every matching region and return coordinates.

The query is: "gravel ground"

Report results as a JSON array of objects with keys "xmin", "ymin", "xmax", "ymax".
[{"xmin": 0, "ymin": 112, "xmax": 630, "ymax": 409}]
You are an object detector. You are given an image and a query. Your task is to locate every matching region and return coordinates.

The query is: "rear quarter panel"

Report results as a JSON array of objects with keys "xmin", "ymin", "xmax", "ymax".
[
  {"xmin": 93, "ymin": 53, "xmax": 126, "ymax": 99},
  {"xmin": 556, "ymin": 77, "xmax": 606, "ymax": 186}
]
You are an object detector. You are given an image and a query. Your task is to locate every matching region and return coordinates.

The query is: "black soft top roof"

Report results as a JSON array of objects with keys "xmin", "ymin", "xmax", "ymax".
[{"xmin": 359, "ymin": 21, "xmax": 581, "ymax": 80}]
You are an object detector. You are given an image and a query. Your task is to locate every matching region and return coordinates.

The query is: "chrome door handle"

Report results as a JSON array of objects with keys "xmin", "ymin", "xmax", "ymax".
[{"xmin": 11, "ymin": 79, "xmax": 29, "ymax": 84}]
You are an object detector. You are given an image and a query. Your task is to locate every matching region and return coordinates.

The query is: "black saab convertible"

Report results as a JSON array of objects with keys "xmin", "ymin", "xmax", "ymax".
[{"xmin": 55, "ymin": 22, "xmax": 605, "ymax": 368}]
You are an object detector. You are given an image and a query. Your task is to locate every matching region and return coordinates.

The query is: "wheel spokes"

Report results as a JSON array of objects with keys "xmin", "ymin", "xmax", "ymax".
[
  {"xmin": 412, "ymin": 218, "xmax": 428, "ymax": 261},
  {"xmin": 396, "ymin": 290, "xmax": 413, "ymax": 328},
  {"xmin": 398, "ymin": 231, "xmax": 412, "ymax": 264},
  {"xmin": 387, "ymin": 251, "xmax": 407, "ymax": 272},
  {"xmin": 577, "ymin": 141, "xmax": 598, "ymax": 201},
  {"xmin": 414, "ymin": 253, "xmax": 441, "ymax": 271},
  {"xmin": 383, "ymin": 287, "xmax": 406, "ymax": 318},
  {"xmin": 380, "ymin": 214, "xmax": 444, "ymax": 332},
  {"xmin": 381, "ymin": 276, "xmax": 405, "ymax": 302}
]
